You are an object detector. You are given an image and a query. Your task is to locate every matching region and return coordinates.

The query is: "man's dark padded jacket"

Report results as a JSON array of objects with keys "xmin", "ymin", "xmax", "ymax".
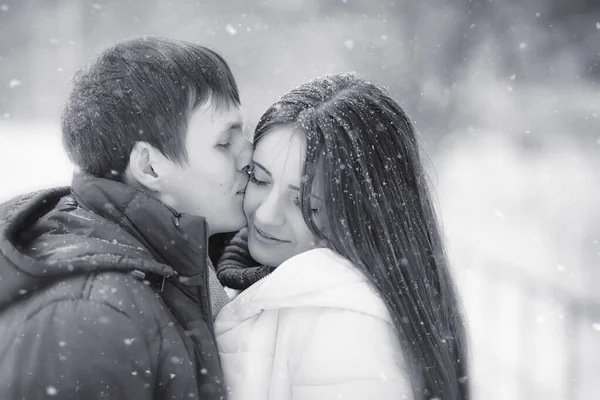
[{"xmin": 0, "ymin": 173, "xmax": 225, "ymax": 399}]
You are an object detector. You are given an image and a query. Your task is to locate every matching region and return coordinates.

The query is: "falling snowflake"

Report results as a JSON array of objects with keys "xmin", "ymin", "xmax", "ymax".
[
  {"xmin": 9, "ymin": 79, "xmax": 22, "ymax": 89},
  {"xmin": 592, "ymin": 323, "xmax": 600, "ymax": 331},
  {"xmin": 519, "ymin": 42, "xmax": 528, "ymax": 50},
  {"xmin": 344, "ymin": 39, "xmax": 354, "ymax": 50},
  {"xmin": 124, "ymin": 338, "xmax": 135, "ymax": 345},
  {"xmin": 46, "ymin": 386, "xmax": 58, "ymax": 396},
  {"xmin": 58, "ymin": 341, "xmax": 66, "ymax": 347},
  {"xmin": 226, "ymin": 24, "xmax": 237, "ymax": 35}
]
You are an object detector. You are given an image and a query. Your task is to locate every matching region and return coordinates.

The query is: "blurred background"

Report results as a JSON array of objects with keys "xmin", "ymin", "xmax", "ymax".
[{"xmin": 0, "ymin": 0, "xmax": 599, "ymax": 398}]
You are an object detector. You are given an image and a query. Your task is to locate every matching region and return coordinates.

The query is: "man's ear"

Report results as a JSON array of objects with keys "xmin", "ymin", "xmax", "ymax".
[{"xmin": 126, "ymin": 142, "xmax": 163, "ymax": 192}]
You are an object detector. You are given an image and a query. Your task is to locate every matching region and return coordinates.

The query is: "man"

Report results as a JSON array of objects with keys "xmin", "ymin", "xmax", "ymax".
[{"xmin": 0, "ymin": 36, "xmax": 251, "ymax": 399}]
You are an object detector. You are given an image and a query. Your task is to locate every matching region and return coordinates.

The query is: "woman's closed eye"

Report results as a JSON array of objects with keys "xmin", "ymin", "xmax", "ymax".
[
  {"xmin": 248, "ymin": 170, "xmax": 269, "ymax": 186},
  {"xmin": 293, "ymin": 198, "xmax": 321, "ymax": 215}
]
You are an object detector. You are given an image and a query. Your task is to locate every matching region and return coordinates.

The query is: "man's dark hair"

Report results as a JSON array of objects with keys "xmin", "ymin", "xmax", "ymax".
[{"xmin": 61, "ymin": 36, "xmax": 240, "ymax": 178}]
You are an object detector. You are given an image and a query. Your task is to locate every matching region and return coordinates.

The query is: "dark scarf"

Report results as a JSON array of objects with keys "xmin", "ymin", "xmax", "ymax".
[{"xmin": 216, "ymin": 227, "xmax": 274, "ymax": 290}]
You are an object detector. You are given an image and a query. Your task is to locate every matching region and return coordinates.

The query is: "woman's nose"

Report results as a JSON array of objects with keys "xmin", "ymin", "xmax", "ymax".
[{"xmin": 254, "ymin": 192, "xmax": 284, "ymax": 227}]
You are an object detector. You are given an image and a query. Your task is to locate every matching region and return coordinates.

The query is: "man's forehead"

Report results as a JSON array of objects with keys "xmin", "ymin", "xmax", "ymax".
[
  {"xmin": 194, "ymin": 99, "xmax": 243, "ymax": 125},
  {"xmin": 214, "ymin": 105, "xmax": 243, "ymax": 127}
]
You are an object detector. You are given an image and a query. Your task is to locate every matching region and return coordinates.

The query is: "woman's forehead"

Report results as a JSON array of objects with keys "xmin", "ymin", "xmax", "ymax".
[
  {"xmin": 253, "ymin": 128, "xmax": 325, "ymax": 199},
  {"xmin": 253, "ymin": 128, "xmax": 306, "ymax": 172}
]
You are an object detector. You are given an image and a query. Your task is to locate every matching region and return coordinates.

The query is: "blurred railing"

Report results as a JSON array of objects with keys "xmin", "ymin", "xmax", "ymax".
[{"xmin": 463, "ymin": 258, "xmax": 600, "ymax": 400}]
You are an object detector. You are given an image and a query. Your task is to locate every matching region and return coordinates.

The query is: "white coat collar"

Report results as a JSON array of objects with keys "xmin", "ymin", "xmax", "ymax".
[{"xmin": 217, "ymin": 248, "xmax": 392, "ymax": 324}]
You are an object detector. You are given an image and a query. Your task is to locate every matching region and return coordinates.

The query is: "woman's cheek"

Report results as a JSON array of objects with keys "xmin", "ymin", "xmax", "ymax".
[{"xmin": 243, "ymin": 188, "xmax": 258, "ymax": 216}]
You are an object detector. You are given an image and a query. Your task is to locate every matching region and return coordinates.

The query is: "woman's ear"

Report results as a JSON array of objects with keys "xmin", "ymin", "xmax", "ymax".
[{"xmin": 125, "ymin": 142, "xmax": 163, "ymax": 192}]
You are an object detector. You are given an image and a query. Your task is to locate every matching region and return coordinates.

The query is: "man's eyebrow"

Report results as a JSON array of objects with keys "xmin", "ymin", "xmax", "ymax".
[
  {"xmin": 253, "ymin": 162, "xmax": 272, "ymax": 177},
  {"xmin": 288, "ymin": 184, "xmax": 323, "ymax": 201},
  {"xmin": 219, "ymin": 121, "xmax": 243, "ymax": 139},
  {"xmin": 226, "ymin": 121, "xmax": 243, "ymax": 131}
]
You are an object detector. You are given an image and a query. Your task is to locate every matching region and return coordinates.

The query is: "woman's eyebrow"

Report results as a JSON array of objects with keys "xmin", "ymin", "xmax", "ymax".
[
  {"xmin": 253, "ymin": 162, "xmax": 272, "ymax": 177},
  {"xmin": 288, "ymin": 185, "xmax": 323, "ymax": 201}
]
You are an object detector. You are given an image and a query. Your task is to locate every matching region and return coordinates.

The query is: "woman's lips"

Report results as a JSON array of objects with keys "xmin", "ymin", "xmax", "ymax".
[{"xmin": 252, "ymin": 224, "xmax": 289, "ymax": 244}]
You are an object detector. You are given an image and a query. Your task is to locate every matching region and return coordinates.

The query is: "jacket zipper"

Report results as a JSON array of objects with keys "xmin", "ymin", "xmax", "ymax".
[
  {"xmin": 228, "ymin": 271, "xmax": 272, "ymax": 313},
  {"xmin": 203, "ymin": 219, "xmax": 215, "ymax": 338},
  {"xmin": 267, "ymin": 310, "xmax": 281, "ymax": 400}
]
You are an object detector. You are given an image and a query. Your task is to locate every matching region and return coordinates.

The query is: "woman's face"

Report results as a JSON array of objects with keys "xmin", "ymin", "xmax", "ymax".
[{"xmin": 243, "ymin": 127, "xmax": 325, "ymax": 268}]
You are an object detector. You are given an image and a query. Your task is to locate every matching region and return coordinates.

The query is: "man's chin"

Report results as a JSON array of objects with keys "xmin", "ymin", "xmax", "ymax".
[{"xmin": 220, "ymin": 209, "xmax": 247, "ymax": 233}]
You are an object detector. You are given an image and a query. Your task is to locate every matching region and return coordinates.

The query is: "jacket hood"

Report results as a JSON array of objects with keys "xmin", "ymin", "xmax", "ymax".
[
  {"xmin": 224, "ymin": 248, "xmax": 392, "ymax": 323},
  {"xmin": 0, "ymin": 173, "xmax": 210, "ymax": 313}
]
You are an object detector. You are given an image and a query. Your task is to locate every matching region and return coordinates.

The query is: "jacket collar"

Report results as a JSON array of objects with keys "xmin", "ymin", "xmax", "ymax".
[
  {"xmin": 217, "ymin": 248, "xmax": 392, "ymax": 326},
  {"xmin": 71, "ymin": 173, "xmax": 209, "ymax": 282}
]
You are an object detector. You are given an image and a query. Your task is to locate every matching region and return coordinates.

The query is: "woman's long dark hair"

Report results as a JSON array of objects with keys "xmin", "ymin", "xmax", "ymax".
[{"xmin": 254, "ymin": 73, "xmax": 469, "ymax": 400}]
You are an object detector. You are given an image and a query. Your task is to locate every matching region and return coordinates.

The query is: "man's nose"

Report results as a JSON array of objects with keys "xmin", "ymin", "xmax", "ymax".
[{"xmin": 236, "ymin": 143, "xmax": 252, "ymax": 173}]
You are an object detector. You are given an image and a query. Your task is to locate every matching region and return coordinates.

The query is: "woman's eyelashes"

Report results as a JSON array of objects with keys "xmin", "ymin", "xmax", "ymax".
[
  {"xmin": 248, "ymin": 166, "xmax": 321, "ymax": 215},
  {"xmin": 248, "ymin": 170, "xmax": 269, "ymax": 186},
  {"xmin": 292, "ymin": 198, "xmax": 321, "ymax": 215}
]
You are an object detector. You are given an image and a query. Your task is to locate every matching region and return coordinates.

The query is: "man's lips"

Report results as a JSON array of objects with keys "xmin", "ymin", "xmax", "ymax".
[{"xmin": 236, "ymin": 183, "xmax": 247, "ymax": 195}]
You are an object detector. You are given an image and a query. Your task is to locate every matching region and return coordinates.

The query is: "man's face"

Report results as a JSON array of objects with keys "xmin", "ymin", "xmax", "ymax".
[{"xmin": 158, "ymin": 101, "xmax": 252, "ymax": 235}]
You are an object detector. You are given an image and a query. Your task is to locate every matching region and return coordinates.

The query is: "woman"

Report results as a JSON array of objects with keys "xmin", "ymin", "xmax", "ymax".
[{"xmin": 215, "ymin": 73, "xmax": 469, "ymax": 400}]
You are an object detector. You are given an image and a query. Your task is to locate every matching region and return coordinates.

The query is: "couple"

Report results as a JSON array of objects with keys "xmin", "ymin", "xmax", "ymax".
[{"xmin": 0, "ymin": 37, "xmax": 469, "ymax": 400}]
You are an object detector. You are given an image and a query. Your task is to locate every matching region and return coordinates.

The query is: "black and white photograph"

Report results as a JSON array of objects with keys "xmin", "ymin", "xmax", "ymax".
[{"xmin": 0, "ymin": 1, "xmax": 598, "ymax": 399}]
